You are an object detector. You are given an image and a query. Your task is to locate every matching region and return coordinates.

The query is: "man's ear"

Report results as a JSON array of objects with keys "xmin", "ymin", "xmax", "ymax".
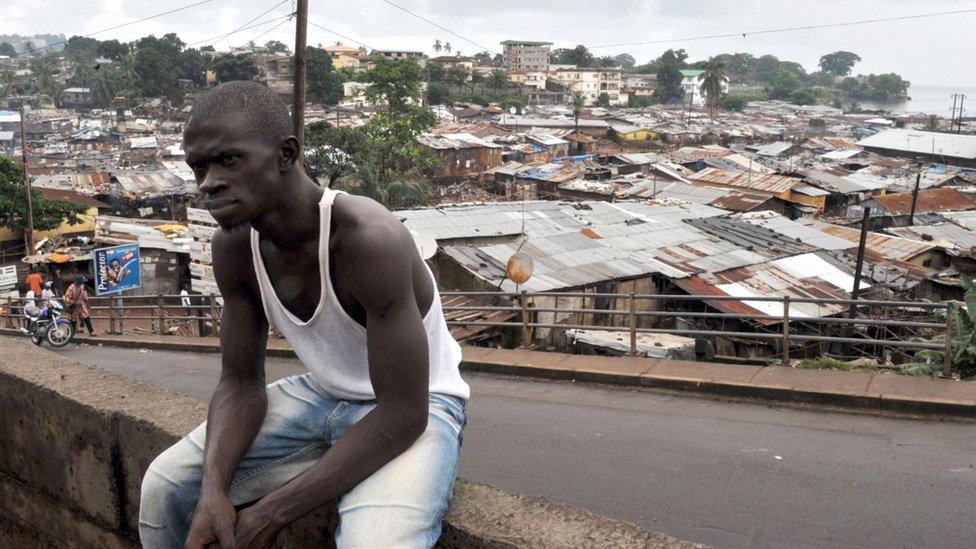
[{"xmin": 278, "ymin": 136, "xmax": 301, "ymax": 171}]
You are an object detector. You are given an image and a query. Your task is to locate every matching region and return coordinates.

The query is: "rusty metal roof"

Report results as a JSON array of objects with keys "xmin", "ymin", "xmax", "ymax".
[
  {"xmin": 686, "ymin": 216, "xmax": 815, "ymax": 259},
  {"xmin": 869, "ymin": 187, "xmax": 976, "ymax": 216},
  {"xmin": 688, "ymin": 167, "xmax": 802, "ymax": 195},
  {"xmin": 801, "ymin": 219, "xmax": 936, "ymax": 262}
]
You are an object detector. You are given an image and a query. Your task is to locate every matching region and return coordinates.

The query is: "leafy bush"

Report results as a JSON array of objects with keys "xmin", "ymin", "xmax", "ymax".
[{"xmin": 900, "ymin": 277, "xmax": 976, "ymax": 379}]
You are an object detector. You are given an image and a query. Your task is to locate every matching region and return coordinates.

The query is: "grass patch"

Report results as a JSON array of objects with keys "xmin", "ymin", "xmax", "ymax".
[{"xmin": 797, "ymin": 358, "xmax": 869, "ymax": 371}]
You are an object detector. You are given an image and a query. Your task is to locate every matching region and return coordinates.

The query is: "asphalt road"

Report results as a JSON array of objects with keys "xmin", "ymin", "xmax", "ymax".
[{"xmin": 13, "ymin": 337, "xmax": 976, "ymax": 548}]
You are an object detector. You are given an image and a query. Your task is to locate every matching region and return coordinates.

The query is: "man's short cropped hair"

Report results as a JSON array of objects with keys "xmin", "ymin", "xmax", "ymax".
[{"xmin": 186, "ymin": 81, "xmax": 293, "ymax": 145}]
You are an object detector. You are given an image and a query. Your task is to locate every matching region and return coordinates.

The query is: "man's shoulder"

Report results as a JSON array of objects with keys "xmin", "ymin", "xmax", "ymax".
[
  {"xmin": 333, "ymin": 194, "xmax": 412, "ymax": 255},
  {"xmin": 211, "ymin": 224, "xmax": 259, "ymax": 296}
]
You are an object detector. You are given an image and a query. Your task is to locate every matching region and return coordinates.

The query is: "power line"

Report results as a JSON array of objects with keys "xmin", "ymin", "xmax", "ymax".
[
  {"xmin": 189, "ymin": 0, "xmax": 292, "ymax": 47},
  {"xmin": 249, "ymin": 18, "xmax": 293, "ymax": 44},
  {"xmin": 589, "ymin": 8, "xmax": 976, "ymax": 49},
  {"xmin": 377, "ymin": 0, "xmax": 497, "ymax": 55},
  {"xmin": 16, "ymin": 0, "xmax": 215, "ymax": 57},
  {"xmin": 188, "ymin": 14, "xmax": 295, "ymax": 48},
  {"xmin": 308, "ymin": 21, "xmax": 374, "ymax": 51}
]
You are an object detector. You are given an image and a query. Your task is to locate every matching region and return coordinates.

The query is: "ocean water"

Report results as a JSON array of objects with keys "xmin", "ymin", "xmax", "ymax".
[{"xmin": 860, "ymin": 85, "xmax": 976, "ymax": 117}]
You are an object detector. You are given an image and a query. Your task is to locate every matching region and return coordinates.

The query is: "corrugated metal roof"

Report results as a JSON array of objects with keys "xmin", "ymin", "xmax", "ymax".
[
  {"xmin": 739, "ymin": 212, "xmax": 854, "ymax": 251},
  {"xmin": 857, "ymin": 129, "xmax": 976, "ymax": 160},
  {"xmin": 689, "ymin": 167, "xmax": 801, "ymax": 195},
  {"xmin": 416, "ymin": 132, "xmax": 500, "ymax": 150},
  {"xmin": 870, "ymin": 187, "xmax": 976, "ymax": 215},
  {"xmin": 942, "ymin": 210, "xmax": 976, "ymax": 231},
  {"xmin": 114, "ymin": 170, "xmax": 195, "ymax": 197},
  {"xmin": 678, "ymin": 252, "xmax": 865, "ymax": 321},
  {"xmin": 801, "ymin": 219, "xmax": 936, "ymax": 262},
  {"xmin": 686, "ymin": 216, "xmax": 815, "ymax": 258},
  {"xmin": 707, "ymin": 192, "xmax": 773, "ymax": 212},
  {"xmin": 886, "ymin": 223, "xmax": 976, "ymax": 253}
]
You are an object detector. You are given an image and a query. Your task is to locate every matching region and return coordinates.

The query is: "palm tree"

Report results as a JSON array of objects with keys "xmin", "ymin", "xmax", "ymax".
[
  {"xmin": 488, "ymin": 69, "xmax": 508, "ymax": 93},
  {"xmin": 433, "ymin": 39, "xmax": 442, "ymax": 53},
  {"xmin": 444, "ymin": 42, "xmax": 452, "ymax": 54},
  {"xmin": 571, "ymin": 91, "xmax": 586, "ymax": 132},
  {"xmin": 698, "ymin": 59, "xmax": 727, "ymax": 116}
]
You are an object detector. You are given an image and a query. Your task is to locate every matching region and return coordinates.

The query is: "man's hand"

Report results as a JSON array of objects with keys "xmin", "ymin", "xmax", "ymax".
[
  {"xmin": 184, "ymin": 491, "xmax": 237, "ymax": 549},
  {"xmin": 234, "ymin": 501, "xmax": 283, "ymax": 549}
]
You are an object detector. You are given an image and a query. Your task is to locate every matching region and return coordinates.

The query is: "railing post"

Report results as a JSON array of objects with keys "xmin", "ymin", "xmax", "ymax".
[
  {"xmin": 109, "ymin": 296, "xmax": 117, "ymax": 334},
  {"xmin": 943, "ymin": 302, "xmax": 954, "ymax": 378},
  {"xmin": 627, "ymin": 292, "xmax": 637, "ymax": 356},
  {"xmin": 5, "ymin": 296, "xmax": 12, "ymax": 328},
  {"xmin": 118, "ymin": 296, "xmax": 125, "ymax": 335},
  {"xmin": 209, "ymin": 294, "xmax": 220, "ymax": 337},
  {"xmin": 156, "ymin": 294, "xmax": 165, "ymax": 335},
  {"xmin": 520, "ymin": 290, "xmax": 531, "ymax": 348},
  {"xmin": 781, "ymin": 295, "xmax": 791, "ymax": 366}
]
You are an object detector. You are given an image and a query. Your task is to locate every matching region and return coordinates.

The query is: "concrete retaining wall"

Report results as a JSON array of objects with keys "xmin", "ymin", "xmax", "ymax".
[{"xmin": 0, "ymin": 342, "xmax": 698, "ymax": 548}]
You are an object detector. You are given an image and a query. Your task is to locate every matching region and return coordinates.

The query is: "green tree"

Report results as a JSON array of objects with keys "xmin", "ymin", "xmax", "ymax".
[
  {"xmin": 304, "ymin": 123, "xmax": 372, "ymax": 183},
  {"xmin": 628, "ymin": 94, "xmax": 654, "ymax": 108},
  {"xmin": 210, "ymin": 52, "xmax": 259, "ymax": 83},
  {"xmin": 0, "ymin": 42, "xmax": 17, "ymax": 57},
  {"xmin": 487, "ymin": 68, "xmax": 509, "ymax": 92},
  {"xmin": 754, "ymin": 54, "xmax": 784, "ymax": 83},
  {"xmin": 264, "ymin": 40, "xmax": 290, "ymax": 54},
  {"xmin": 96, "ymin": 39, "xmax": 128, "ymax": 61},
  {"xmin": 179, "ymin": 47, "xmax": 210, "ymax": 85},
  {"xmin": 130, "ymin": 34, "xmax": 185, "ymax": 99},
  {"xmin": 321, "ymin": 56, "xmax": 440, "ymax": 208},
  {"xmin": 306, "ymin": 46, "xmax": 342, "ymax": 104},
  {"xmin": 819, "ymin": 51, "xmax": 861, "ymax": 77},
  {"xmin": 0, "ymin": 157, "xmax": 88, "ymax": 235},
  {"xmin": 721, "ymin": 92, "xmax": 749, "ymax": 111},
  {"xmin": 595, "ymin": 92, "xmax": 611, "ymax": 108},
  {"xmin": 925, "ymin": 114, "xmax": 940, "ymax": 131},
  {"xmin": 63, "ymin": 36, "xmax": 100, "ymax": 60},
  {"xmin": 788, "ymin": 88, "xmax": 817, "ymax": 105},
  {"xmin": 571, "ymin": 91, "xmax": 586, "ymax": 130},
  {"xmin": 427, "ymin": 81, "xmax": 451, "ymax": 105},
  {"xmin": 30, "ymin": 55, "xmax": 60, "ymax": 98},
  {"xmin": 433, "ymin": 39, "xmax": 442, "ymax": 53},
  {"xmin": 768, "ymin": 69, "xmax": 801, "ymax": 99},
  {"xmin": 698, "ymin": 59, "xmax": 727, "ymax": 111},
  {"xmin": 653, "ymin": 49, "xmax": 686, "ymax": 104},
  {"xmin": 445, "ymin": 66, "xmax": 470, "ymax": 88},
  {"xmin": 552, "ymin": 45, "xmax": 594, "ymax": 67},
  {"xmin": 613, "ymin": 53, "xmax": 636, "ymax": 70}
]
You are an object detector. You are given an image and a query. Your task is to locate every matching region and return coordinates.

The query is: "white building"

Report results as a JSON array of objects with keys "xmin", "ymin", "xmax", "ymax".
[
  {"xmin": 552, "ymin": 68, "xmax": 628, "ymax": 106},
  {"xmin": 680, "ymin": 69, "xmax": 728, "ymax": 106},
  {"xmin": 508, "ymin": 70, "xmax": 548, "ymax": 91}
]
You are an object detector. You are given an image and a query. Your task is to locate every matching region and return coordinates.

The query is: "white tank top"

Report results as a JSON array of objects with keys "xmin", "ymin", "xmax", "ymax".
[{"xmin": 250, "ymin": 189, "xmax": 469, "ymax": 401}]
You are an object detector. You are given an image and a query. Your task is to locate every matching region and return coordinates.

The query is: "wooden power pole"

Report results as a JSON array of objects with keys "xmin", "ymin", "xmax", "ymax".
[
  {"xmin": 19, "ymin": 107, "xmax": 35, "ymax": 254},
  {"xmin": 848, "ymin": 207, "xmax": 871, "ymax": 320},
  {"xmin": 292, "ymin": 0, "xmax": 308, "ymax": 154}
]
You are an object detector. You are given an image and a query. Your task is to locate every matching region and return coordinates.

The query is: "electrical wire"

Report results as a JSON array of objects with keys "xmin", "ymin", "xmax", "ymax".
[
  {"xmin": 377, "ymin": 0, "xmax": 497, "ymax": 55},
  {"xmin": 187, "ymin": 15, "xmax": 294, "ymax": 48},
  {"xmin": 15, "ymin": 0, "xmax": 215, "ymax": 57},
  {"xmin": 589, "ymin": 8, "xmax": 976, "ymax": 49},
  {"xmin": 308, "ymin": 21, "xmax": 374, "ymax": 51},
  {"xmin": 189, "ymin": 0, "xmax": 293, "ymax": 47},
  {"xmin": 248, "ymin": 17, "xmax": 293, "ymax": 44}
]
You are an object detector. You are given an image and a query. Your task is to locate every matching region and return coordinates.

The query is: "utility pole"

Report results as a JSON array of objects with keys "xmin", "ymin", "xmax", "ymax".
[
  {"xmin": 951, "ymin": 94, "xmax": 959, "ymax": 132},
  {"xmin": 958, "ymin": 95, "xmax": 967, "ymax": 134},
  {"xmin": 908, "ymin": 161, "xmax": 922, "ymax": 226},
  {"xmin": 849, "ymin": 207, "xmax": 871, "ymax": 320},
  {"xmin": 18, "ymin": 107, "xmax": 34, "ymax": 254},
  {"xmin": 292, "ymin": 0, "xmax": 308, "ymax": 154}
]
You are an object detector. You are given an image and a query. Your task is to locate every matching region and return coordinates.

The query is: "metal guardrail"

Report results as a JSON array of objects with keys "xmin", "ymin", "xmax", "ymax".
[{"xmin": 1, "ymin": 290, "xmax": 956, "ymax": 376}]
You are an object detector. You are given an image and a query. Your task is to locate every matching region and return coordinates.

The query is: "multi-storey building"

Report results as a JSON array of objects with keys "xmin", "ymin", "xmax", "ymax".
[
  {"xmin": 552, "ymin": 68, "xmax": 628, "ymax": 106},
  {"xmin": 501, "ymin": 40, "xmax": 552, "ymax": 72}
]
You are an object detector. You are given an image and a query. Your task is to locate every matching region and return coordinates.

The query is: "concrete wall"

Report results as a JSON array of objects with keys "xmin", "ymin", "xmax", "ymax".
[{"xmin": 0, "ymin": 342, "xmax": 697, "ymax": 548}]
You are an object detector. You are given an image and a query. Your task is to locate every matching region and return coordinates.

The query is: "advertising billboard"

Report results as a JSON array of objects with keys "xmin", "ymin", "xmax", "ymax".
[{"xmin": 93, "ymin": 244, "xmax": 141, "ymax": 295}]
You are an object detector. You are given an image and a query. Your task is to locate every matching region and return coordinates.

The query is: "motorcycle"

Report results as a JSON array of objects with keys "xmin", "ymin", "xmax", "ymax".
[{"xmin": 20, "ymin": 301, "xmax": 74, "ymax": 348}]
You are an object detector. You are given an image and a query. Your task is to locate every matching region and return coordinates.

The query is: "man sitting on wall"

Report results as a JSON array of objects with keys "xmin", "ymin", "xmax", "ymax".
[{"xmin": 138, "ymin": 81, "xmax": 469, "ymax": 548}]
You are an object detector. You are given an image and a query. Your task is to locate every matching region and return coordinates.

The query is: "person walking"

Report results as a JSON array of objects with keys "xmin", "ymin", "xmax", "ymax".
[
  {"xmin": 64, "ymin": 275, "xmax": 96, "ymax": 336},
  {"xmin": 51, "ymin": 268, "xmax": 65, "ymax": 296}
]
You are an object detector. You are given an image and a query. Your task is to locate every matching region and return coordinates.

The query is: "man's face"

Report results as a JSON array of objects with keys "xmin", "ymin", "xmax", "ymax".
[
  {"xmin": 184, "ymin": 115, "xmax": 283, "ymax": 229},
  {"xmin": 110, "ymin": 260, "xmax": 119, "ymax": 269}
]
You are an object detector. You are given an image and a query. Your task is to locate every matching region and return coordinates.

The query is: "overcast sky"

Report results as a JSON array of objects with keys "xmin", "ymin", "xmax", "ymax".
[{"xmin": 4, "ymin": 0, "xmax": 975, "ymax": 87}]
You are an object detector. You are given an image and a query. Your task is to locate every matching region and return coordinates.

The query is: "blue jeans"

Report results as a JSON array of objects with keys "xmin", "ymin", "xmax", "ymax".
[{"xmin": 139, "ymin": 374, "xmax": 467, "ymax": 548}]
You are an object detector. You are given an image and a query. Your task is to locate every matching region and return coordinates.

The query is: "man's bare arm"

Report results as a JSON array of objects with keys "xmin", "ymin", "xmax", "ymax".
[
  {"xmin": 185, "ymin": 227, "xmax": 270, "ymax": 549},
  {"xmin": 233, "ymin": 219, "xmax": 429, "ymax": 543}
]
